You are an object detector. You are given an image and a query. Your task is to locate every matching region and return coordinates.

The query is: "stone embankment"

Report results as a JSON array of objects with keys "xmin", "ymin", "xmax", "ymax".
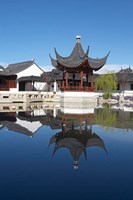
[
  {"xmin": 0, "ymin": 92, "xmax": 60, "ymax": 103},
  {"xmin": 97, "ymin": 96, "xmax": 133, "ymax": 105}
]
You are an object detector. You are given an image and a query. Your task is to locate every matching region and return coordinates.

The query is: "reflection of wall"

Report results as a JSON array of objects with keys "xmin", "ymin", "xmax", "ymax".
[
  {"xmin": 16, "ymin": 118, "xmax": 42, "ymax": 133},
  {"xmin": 60, "ymin": 102, "xmax": 96, "ymax": 114}
]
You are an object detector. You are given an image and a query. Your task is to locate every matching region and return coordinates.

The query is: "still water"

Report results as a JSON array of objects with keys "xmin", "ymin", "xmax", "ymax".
[{"xmin": 0, "ymin": 104, "xmax": 133, "ymax": 200}]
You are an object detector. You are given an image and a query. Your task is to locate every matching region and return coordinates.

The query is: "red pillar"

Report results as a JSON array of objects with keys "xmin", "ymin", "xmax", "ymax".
[
  {"xmin": 80, "ymin": 71, "xmax": 83, "ymax": 90},
  {"xmin": 66, "ymin": 71, "xmax": 68, "ymax": 89}
]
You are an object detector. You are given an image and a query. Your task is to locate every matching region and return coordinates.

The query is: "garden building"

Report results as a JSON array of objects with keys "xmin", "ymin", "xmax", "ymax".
[{"xmin": 50, "ymin": 36, "xmax": 109, "ymax": 92}]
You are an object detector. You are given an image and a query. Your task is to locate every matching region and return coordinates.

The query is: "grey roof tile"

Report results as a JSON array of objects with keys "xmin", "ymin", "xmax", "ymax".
[
  {"xmin": 50, "ymin": 38, "xmax": 109, "ymax": 70},
  {"xmin": 17, "ymin": 75, "xmax": 44, "ymax": 82},
  {"xmin": 6, "ymin": 60, "xmax": 34, "ymax": 74},
  {"xmin": 0, "ymin": 65, "xmax": 15, "ymax": 76},
  {"xmin": 6, "ymin": 60, "xmax": 44, "ymax": 74}
]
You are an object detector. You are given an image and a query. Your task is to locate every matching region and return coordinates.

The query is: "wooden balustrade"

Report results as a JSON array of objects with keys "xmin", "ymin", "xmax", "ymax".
[{"xmin": 61, "ymin": 86, "xmax": 95, "ymax": 92}]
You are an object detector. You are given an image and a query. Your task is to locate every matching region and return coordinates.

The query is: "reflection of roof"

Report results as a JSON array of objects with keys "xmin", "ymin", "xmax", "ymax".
[
  {"xmin": 50, "ymin": 37, "xmax": 109, "ymax": 71},
  {"xmin": 5, "ymin": 122, "xmax": 33, "ymax": 136},
  {"xmin": 49, "ymin": 130, "xmax": 107, "ymax": 163},
  {"xmin": 53, "ymin": 138, "xmax": 86, "ymax": 162},
  {"xmin": 0, "ymin": 112, "xmax": 41, "ymax": 136},
  {"xmin": 17, "ymin": 112, "xmax": 62, "ymax": 129}
]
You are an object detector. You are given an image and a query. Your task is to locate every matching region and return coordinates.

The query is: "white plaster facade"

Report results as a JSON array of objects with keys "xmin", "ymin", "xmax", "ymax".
[
  {"xmin": 49, "ymin": 81, "xmax": 61, "ymax": 92},
  {"xmin": 9, "ymin": 62, "xmax": 46, "ymax": 92},
  {"xmin": 17, "ymin": 63, "xmax": 43, "ymax": 78},
  {"xmin": 16, "ymin": 118, "xmax": 43, "ymax": 134}
]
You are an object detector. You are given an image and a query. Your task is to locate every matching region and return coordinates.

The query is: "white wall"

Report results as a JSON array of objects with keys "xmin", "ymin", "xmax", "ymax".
[
  {"xmin": 34, "ymin": 82, "xmax": 47, "ymax": 91},
  {"xmin": 50, "ymin": 81, "xmax": 61, "ymax": 92},
  {"xmin": 17, "ymin": 63, "xmax": 43, "ymax": 78},
  {"xmin": 14, "ymin": 63, "xmax": 44, "ymax": 92}
]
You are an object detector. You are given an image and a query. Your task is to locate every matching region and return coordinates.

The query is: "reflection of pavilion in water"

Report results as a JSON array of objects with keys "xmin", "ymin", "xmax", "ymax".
[{"xmin": 49, "ymin": 111, "xmax": 107, "ymax": 169}]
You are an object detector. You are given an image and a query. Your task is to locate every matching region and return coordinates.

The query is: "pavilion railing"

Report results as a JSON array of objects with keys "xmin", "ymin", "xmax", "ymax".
[
  {"xmin": 0, "ymin": 87, "xmax": 9, "ymax": 91},
  {"xmin": 61, "ymin": 86, "xmax": 95, "ymax": 92}
]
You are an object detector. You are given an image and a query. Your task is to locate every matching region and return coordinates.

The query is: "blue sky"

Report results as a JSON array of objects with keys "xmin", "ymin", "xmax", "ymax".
[{"xmin": 0, "ymin": 0, "xmax": 133, "ymax": 72}]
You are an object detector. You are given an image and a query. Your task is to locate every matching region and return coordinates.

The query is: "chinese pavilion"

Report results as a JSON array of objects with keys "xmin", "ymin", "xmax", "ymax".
[{"xmin": 50, "ymin": 36, "xmax": 109, "ymax": 92}]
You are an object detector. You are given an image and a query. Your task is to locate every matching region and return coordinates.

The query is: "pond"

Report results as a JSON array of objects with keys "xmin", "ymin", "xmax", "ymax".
[{"xmin": 0, "ymin": 104, "xmax": 133, "ymax": 200}]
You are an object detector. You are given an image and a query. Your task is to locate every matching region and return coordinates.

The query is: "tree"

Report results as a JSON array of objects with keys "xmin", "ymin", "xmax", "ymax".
[{"xmin": 96, "ymin": 71, "xmax": 117, "ymax": 99}]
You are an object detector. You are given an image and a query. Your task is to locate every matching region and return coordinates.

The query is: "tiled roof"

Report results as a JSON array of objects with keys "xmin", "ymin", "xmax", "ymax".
[
  {"xmin": 17, "ymin": 75, "xmax": 44, "ymax": 82},
  {"xmin": 51, "ymin": 69, "xmax": 63, "ymax": 80},
  {"xmin": 118, "ymin": 67, "xmax": 133, "ymax": 73},
  {"xmin": 116, "ymin": 67, "xmax": 133, "ymax": 82},
  {"xmin": 6, "ymin": 60, "xmax": 34, "ymax": 74},
  {"xmin": 0, "ymin": 65, "xmax": 15, "ymax": 76},
  {"xmin": 6, "ymin": 60, "xmax": 43, "ymax": 74},
  {"xmin": 50, "ymin": 37, "xmax": 109, "ymax": 70}
]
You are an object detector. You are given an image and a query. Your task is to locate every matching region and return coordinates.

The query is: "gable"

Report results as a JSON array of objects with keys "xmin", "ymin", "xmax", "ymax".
[
  {"xmin": 6, "ymin": 60, "xmax": 44, "ymax": 76},
  {"xmin": 17, "ymin": 63, "xmax": 43, "ymax": 78}
]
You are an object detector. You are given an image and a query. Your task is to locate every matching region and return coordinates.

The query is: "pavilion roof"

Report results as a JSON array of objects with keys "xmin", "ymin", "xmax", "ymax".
[
  {"xmin": 49, "ymin": 130, "xmax": 107, "ymax": 162},
  {"xmin": 50, "ymin": 36, "xmax": 109, "ymax": 71}
]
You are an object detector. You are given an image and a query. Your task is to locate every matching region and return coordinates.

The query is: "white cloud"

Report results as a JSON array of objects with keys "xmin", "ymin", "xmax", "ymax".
[
  {"xmin": 0, "ymin": 62, "xmax": 8, "ymax": 68},
  {"xmin": 97, "ymin": 64, "xmax": 133, "ymax": 74},
  {"xmin": 40, "ymin": 65, "xmax": 54, "ymax": 72}
]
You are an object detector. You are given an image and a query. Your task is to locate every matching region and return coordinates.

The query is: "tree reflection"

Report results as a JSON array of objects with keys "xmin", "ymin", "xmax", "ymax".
[{"xmin": 95, "ymin": 105, "xmax": 118, "ymax": 129}]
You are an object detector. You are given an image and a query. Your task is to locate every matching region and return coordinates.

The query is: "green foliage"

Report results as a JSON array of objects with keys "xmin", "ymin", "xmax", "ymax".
[
  {"xmin": 96, "ymin": 71, "xmax": 118, "ymax": 99},
  {"xmin": 95, "ymin": 106, "xmax": 117, "ymax": 129},
  {"xmin": 103, "ymin": 92, "xmax": 110, "ymax": 99}
]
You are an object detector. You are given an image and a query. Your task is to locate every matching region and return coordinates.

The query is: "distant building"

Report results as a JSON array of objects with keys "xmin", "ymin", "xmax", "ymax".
[
  {"xmin": 0, "ymin": 65, "xmax": 17, "ymax": 91},
  {"xmin": 116, "ymin": 67, "xmax": 133, "ymax": 92},
  {"xmin": 6, "ymin": 60, "xmax": 46, "ymax": 92}
]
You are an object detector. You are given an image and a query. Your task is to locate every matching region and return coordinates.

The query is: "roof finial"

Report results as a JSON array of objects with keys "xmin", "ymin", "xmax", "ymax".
[
  {"xmin": 76, "ymin": 35, "xmax": 81, "ymax": 43},
  {"xmin": 73, "ymin": 160, "xmax": 78, "ymax": 169}
]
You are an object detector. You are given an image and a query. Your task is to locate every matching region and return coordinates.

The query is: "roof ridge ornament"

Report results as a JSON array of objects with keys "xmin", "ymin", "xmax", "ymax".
[{"xmin": 76, "ymin": 35, "xmax": 81, "ymax": 43}]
